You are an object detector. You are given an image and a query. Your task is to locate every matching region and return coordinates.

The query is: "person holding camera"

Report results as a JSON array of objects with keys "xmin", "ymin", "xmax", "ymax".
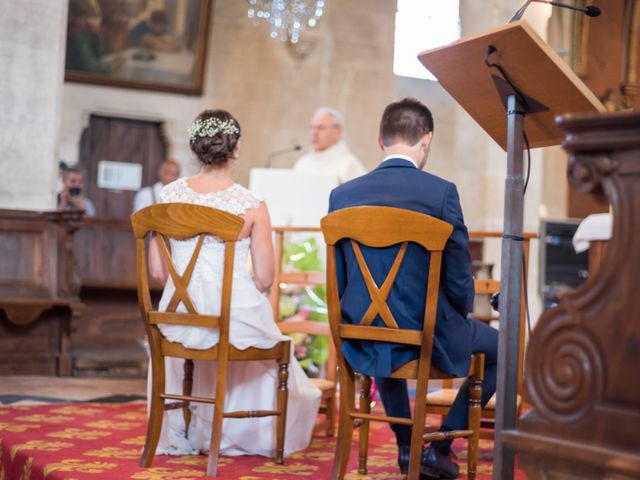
[{"xmin": 57, "ymin": 166, "xmax": 96, "ymax": 217}]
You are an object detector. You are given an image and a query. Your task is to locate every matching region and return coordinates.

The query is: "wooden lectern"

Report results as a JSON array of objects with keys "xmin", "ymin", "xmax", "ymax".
[{"xmin": 419, "ymin": 20, "xmax": 604, "ymax": 479}]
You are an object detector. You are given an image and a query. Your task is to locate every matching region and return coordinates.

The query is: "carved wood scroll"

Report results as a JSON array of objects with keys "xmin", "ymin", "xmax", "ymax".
[{"xmin": 502, "ymin": 110, "xmax": 640, "ymax": 479}]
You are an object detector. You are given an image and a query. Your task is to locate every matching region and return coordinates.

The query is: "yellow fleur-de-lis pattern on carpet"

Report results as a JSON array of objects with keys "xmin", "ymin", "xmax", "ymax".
[
  {"xmin": 47, "ymin": 428, "xmax": 111, "ymax": 440},
  {"xmin": 0, "ymin": 402, "xmax": 522, "ymax": 479},
  {"xmin": 10, "ymin": 441, "xmax": 74, "ymax": 461}
]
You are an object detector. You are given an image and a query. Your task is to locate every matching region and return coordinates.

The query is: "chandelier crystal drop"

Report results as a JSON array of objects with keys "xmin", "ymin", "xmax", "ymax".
[{"xmin": 247, "ymin": 0, "xmax": 325, "ymax": 44}]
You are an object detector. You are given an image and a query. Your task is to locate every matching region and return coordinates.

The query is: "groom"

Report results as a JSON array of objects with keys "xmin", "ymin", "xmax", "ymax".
[{"xmin": 327, "ymin": 98, "xmax": 498, "ymax": 479}]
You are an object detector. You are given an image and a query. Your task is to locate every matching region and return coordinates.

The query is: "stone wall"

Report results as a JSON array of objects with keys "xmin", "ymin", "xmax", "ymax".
[{"xmin": 0, "ymin": 0, "xmax": 68, "ymax": 210}]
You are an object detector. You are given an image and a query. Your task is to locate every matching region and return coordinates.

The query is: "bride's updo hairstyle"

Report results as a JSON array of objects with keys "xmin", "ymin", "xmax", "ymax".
[{"xmin": 188, "ymin": 109, "xmax": 241, "ymax": 167}]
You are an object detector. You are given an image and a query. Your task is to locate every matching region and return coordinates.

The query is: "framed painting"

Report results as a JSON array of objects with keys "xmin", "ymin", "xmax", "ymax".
[{"xmin": 65, "ymin": 0, "xmax": 212, "ymax": 95}]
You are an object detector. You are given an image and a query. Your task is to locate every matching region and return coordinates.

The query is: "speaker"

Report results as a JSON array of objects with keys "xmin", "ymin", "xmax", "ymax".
[{"xmin": 539, "ymin": 220, "xmax": 589, "ymax": 310}]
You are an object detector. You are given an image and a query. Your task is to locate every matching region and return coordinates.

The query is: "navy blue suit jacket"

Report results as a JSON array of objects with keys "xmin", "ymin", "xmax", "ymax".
[{"xmin": 327, "ymin": 158, "xmax": 475, "ymax": 378}]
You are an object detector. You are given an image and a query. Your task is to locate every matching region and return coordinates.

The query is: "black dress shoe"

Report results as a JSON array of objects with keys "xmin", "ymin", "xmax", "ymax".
[
  {"xmin": 398, "ymin": 445, "xmax": 443, "ymax": 478},
  {"xmin": 398, "ymin": 445, "xmax": 411, "ymax": 475},
  {"xmin": 420, "ymin": 445, "xmax": 459, "ymax": 479}
]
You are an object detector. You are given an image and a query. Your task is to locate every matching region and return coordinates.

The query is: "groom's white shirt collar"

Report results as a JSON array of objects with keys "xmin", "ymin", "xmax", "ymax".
[{"xmin": 382, "ymin": 154, "xmax": 418, "ymax": 168}]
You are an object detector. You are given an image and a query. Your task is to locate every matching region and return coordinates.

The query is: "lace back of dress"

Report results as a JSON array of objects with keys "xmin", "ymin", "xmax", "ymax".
[{"xmin": 160, "ymin": 178, "xmax": 261, "ymax": 216}]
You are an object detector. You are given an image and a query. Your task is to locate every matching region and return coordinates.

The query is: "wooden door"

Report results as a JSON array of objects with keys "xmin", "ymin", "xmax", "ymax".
[{"xmin": 79, "ymin": 114, "xmax": 167, "ymax": 219}]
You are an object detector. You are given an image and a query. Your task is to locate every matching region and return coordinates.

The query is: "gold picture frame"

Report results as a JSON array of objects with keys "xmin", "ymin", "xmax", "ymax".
[{"xmin": 65, "ymin": 0, "xmax": 212, "ymax": 96}]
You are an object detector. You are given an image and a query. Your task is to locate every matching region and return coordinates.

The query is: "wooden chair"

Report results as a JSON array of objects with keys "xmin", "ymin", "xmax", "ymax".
[
  {"xmin": 321, "ymin": 206, "xmax": 485, "ymax": 480},
  {"xmin": 426, "ymin": 232, "xmax": 534, "ymax": 440},
  {"xmin": 278, "ymin": 318, "xmax": 337, "ymax": 436},
  {"xmin": 269, "ymin": 226, "xmax": 337, "ymax": 436},
  {"xmin": 131, "ymin": 203, "xmax": 291, "ymax": 477}
]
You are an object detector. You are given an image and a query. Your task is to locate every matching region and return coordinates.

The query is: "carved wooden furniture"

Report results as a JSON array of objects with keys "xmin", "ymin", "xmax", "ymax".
[
  {"xmin": 427, "ymin": 232, "xmax": 535, "ymax": 440},
  {"xmin": 0, "ymin": 209, "xmax": 83, "ymax": 375},
  {"xmin": 321, "ymin": 206, "xmax": 484, "ymax": 480},
  {"xmin": 278, "ymin": 318, "xmax": 336, "ymax": 436},
  {"xmin": 588, "ymin": 239, "xmax": 608, "ymax": 276},
  {"xmin": 132, "ymin": 204, "xmax": 291, "ymax": 477},
  {"xmin": 502, "ymin": 110, "xmax": 640, "ymax": 478}
]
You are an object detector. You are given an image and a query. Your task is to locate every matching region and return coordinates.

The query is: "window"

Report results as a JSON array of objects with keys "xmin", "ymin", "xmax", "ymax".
[{"xmin": 393, "ymin": 0, "xmax": 461, "ymax": 81}]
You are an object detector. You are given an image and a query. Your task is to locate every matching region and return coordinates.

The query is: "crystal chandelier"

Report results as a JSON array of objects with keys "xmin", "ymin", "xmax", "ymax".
[{"xmin": 247, "ymin": 0, "xmax": 326, "ymax": 44}]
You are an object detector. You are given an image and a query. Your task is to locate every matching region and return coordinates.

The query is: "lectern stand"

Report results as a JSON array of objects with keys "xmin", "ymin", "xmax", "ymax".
[{"xmin": 419, "ymin": 20, "xmax": 604, "ymax": 479}]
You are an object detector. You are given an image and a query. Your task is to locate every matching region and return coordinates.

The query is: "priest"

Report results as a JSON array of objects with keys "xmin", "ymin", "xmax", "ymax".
[{"xmin": 293, "ymin": 107, "xmax": 366, "ymax": 184}]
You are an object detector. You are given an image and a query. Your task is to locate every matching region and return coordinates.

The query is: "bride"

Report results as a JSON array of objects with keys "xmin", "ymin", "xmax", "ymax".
[{"xmin": 147, "ymin": 109, "xmax": 321, "ymax": 457}]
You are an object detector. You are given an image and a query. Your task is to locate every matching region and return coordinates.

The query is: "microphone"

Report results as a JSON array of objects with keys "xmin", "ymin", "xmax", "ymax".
[
  {"xmin": 265, "ymin": 144, "xmax": 302, "ymax": 168},
  {"xmin": 509, "ymin": 0, "xmax": 601, "ymax": 22}
]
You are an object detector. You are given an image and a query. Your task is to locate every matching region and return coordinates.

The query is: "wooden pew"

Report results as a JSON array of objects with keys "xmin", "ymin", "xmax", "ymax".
[
  {"xmin": 71, "ymin": 216, "xmax": 155, "ymax": 377},
  {"xmin": 0, "ymin": 209, "xmax": 83, "ymax": 376}
]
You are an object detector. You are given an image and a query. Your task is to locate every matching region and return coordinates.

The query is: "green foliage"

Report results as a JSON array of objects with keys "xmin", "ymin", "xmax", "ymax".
[{"xmin": 277, "ymin": 235, "xmax": 329, "ymax": 377}]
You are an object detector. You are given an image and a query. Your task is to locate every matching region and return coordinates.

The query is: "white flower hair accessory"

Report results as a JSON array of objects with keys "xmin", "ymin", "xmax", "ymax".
[{"xmin": 188, "ymin": 117, "xmax": 239, "ymax": 141}]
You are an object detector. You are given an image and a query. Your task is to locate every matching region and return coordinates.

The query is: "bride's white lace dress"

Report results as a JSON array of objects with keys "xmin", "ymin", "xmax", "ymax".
[{"xmin": 150, "ymin": 177, "xmax": 321, "ymax": 457}]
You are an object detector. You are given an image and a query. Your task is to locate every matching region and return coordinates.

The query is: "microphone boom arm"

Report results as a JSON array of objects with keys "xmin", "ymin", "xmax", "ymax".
[{"xmin": 509, "ymin": 0, "xmax": 600, "ymax": 22}]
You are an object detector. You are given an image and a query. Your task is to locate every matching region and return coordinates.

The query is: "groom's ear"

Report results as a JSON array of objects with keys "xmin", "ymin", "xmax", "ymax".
[
  {"xmin": 422, "ymin": 131, "xmax": 433, "ymax": 149},
  {"xmin": 377, "ymin": 136, "xmax": 385, "ymax": 151}
]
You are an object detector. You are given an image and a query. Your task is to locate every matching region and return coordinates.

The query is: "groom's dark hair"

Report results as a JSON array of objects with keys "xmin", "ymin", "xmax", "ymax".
[{"xmin": 379, "ymin": 98, "xmax": 434, "ymax": 147}]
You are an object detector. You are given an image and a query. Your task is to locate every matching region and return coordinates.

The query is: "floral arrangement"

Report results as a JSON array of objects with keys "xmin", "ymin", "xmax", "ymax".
[
  {"xmin": 277, "ymin": 235, "xmax": 330, "ymax": 378},
  {"xmin": 188, "ymin": 117, "xmax": 239, "ymax": 140}
]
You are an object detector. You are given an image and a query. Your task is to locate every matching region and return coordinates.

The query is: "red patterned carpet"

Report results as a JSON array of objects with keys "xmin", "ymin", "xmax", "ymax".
[{"xmin": 0, "ymin": 402, "xmax": 525, "ymax": 479}]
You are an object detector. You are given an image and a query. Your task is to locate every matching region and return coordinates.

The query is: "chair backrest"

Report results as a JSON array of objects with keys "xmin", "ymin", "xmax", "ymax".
[
  {"xmin": 321, "ymin": 206, "xmax": 453, "ymax": 379},
  {"xmin": 130, "ymin": 203, "xmax": 244, "ymax": 358}
]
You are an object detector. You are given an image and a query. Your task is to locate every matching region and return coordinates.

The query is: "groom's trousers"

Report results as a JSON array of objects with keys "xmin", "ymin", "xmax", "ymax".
[{"xmin": 375, "ymin": 319, "xmax": 498, "ymax": 451}]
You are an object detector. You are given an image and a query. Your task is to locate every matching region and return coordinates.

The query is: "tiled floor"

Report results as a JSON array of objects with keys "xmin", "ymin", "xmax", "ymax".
[{"xmin": 0, "ymin": 375, "xmax": 147, "ymax": 405}]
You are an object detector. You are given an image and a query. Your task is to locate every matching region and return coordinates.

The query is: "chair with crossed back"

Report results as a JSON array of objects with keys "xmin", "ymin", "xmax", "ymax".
[
  {"xmin": 269, "ymin": 226, "xmax": 337, "ymax": 436},
  {"xmin": 321, "ymin": 206, "xmax": 485, "ymax": 480},
  {"xmin": 131, "ymin": 203, "xmax": 291, "ymax": 477},
  {"xmin": 277, "ymin": 317, "xmax": 337, "ymax": 436}
]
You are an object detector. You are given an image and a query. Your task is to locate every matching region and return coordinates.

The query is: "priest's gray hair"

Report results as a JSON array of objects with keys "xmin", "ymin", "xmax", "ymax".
[{"xmin": 313, "ymin": 107, "xmax": 344, "ymax": 128}]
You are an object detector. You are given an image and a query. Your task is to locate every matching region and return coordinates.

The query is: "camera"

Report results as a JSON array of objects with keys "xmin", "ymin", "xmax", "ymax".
[
  {"xmin": 69, "ymin": 187, "xmax": 82, "ymax": 197},
  {"xmin": 490, "ymin": 292, "xmax": 500, "ymax": 312}
]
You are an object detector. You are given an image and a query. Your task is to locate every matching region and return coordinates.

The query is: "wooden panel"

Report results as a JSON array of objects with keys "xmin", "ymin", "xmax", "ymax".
[
  {"xmin": 0, "ymin": 209, "xmax": 81, "ymax": 376},
  {"xmin": 72, "ymin": 288, "xmax": 150, "ymax": 378},
  {"xmin": 0, "ymin": 309, "xmax": 61, "ymax": 375},
  {"xmin": 0, "ymin": 219, "xmax": 52, "ymax": 298},
  {"xmin": 74, "ymin": 218, "xmax": 138, "ymax": 289}
]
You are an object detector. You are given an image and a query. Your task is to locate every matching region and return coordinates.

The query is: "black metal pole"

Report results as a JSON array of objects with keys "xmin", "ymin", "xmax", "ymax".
[{"xmin": 493, "ymin": 94, "xmax": 525, "ymax": 480}]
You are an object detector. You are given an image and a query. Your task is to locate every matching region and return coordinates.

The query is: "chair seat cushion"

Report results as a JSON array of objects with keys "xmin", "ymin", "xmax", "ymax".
[{"xmin": 310, "ymin": 378, "xmax": 335, "ymax": 392}]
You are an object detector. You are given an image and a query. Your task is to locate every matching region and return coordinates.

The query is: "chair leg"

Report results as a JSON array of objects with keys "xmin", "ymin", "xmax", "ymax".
[
  {"xmin": 182, "ymin": 359, "xmax": 193, "ymax": 437},
  {"xmin": 140, "ymin": 357, "xmax": 165, "ymax": 467},
  {"xmin": 358, "ymin": 375, "xmax": 371, "ymax": 474},
  {"xmin": 140, "ymin": 390, "xmax": 164, "ymax": 467},
  {"xmin": 409, "ymin": 371, "xmax": 429, "ymax": 480},
  {"xmin": 276, "ymin": 358, "xmax": 289, "ymax": 464},
  {"xmin": 467, "ymin": 363, "xmax": 484, "ymax": 480},
  {"xmin": 331, "ymin": 367, "xmax": 356, "ymax": 480},
  {"xmin": 207, "ymin": 370, "xmax": 228, "ymax": 477},
  {"xmin": 325, "ymin": 395, "xmax": 336, "ymax": 437}
]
